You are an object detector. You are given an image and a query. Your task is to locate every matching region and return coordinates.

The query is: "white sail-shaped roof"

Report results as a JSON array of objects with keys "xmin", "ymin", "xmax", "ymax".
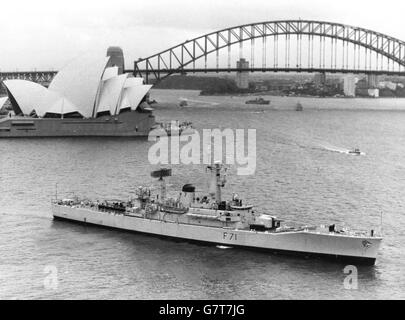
[
  {"xmin": 118, "ymin": 92, "xmax": 131, "ymax": 110},
  {"xmin": 4, "ymin": 80, "xmax": 49, "ymax": 115},
  {"xmin": 0, "ymin": 96, "xmax": 8, "ymax": 109},
  {"xmin": 3, "ymin": 79, "xmax": 81, "ymax": 117},
  {"xmin": 4, "ymin": 51, "xmax": 151, "ymax": 118},
  {"xmin": 124, "ymin": 77, "xmax": 144, "ymax": 88},
  {"xmin": 102, "ymin": 66, "xmax": 119, "ymax": 81},
  {"xmin": 46, "ymin": 97, "xmax": 81, "ymax": 116},
  {"xmin": 96, "ymin": 74, "xmax": 128, "ymax": 115},
  {"xmin": 49, "ymin": 54, "xmax": 110, "ymax": 118},
  {"xmin": 120, "ymin": 85, "xmax": 152, "ymax": 111}
]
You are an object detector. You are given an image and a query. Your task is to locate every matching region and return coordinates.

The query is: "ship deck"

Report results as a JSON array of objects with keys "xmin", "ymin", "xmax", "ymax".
[{"xmin": 53, "ymin": 203, "xmax": 381, "ymax": 240}]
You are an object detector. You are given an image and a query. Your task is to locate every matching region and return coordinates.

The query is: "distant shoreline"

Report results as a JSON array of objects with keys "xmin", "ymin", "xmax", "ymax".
[{"xmin": 152, "ymin": 88, "xmax": 405, "ymax": 99}]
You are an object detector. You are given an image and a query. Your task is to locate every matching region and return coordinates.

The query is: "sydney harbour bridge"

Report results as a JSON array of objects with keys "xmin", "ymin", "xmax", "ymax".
[{"xmin": 1, "ymin": 20, "xmax": 405, "ymax": 85}]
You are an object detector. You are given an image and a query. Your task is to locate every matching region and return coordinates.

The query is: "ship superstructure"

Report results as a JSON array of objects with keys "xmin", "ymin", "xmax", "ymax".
[{"xmin": 52, "ymin": 163, "xmax": 382, "ymax": 265}]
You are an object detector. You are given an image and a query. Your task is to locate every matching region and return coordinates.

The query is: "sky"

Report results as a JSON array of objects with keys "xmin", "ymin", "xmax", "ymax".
[{"xmin": 0, "ymin": 0, "xmax": 404, "ymax": 70}]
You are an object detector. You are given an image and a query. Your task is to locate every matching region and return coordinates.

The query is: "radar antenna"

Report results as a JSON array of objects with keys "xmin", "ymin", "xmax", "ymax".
[
  {"xmin": 151, "ymin": 168, "xmax": 172, "ymax": 200},
  {"xmin": 206, "ymin": 162, "xmax": 227, "ymax": 203}
]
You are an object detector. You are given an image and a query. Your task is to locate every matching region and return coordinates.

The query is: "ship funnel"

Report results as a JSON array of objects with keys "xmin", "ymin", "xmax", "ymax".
[
  {"xmin": 180, "ymin": 184, "xmax": 195, "ymax": 207},
  {"xmin": 151, "ymin": 168, "xmax": 172, "ymax": 201}
]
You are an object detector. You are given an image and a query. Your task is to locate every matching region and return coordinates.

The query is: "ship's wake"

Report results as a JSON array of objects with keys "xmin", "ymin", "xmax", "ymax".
[
  {"xmin": 316, "ymin": 142, "xmax": 366, "ymax": 155},
  {"xmin": 316, "ymin": 142, "xmax": 351, "ymax": 154},
  {"xmin": 270, "ymin": 131, "xmax": 365, "ymax": 155},
  {"xmin": 216, "ymin": 245, "xmax": 233, "ymax": 249},
  {"xmin": 179, "ymin": 97, "xmax": 219, "ymax": 107}
]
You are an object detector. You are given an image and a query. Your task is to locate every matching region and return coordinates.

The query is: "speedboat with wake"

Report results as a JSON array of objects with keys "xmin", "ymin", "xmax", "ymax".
[{"xmin": 348, "ymin": 148, "xmax": 361, "ymax": 155}]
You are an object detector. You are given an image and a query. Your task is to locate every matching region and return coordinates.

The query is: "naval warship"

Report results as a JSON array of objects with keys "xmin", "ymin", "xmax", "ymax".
[{"xmin": 52, "ymin": 163, "xmax": 382, "ymax": 265}]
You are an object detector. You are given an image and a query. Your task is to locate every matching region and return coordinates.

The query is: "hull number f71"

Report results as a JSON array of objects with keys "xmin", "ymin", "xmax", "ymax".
[{"xmin": 223, "ymin": 232, "xmax": 237, "ymax": 241}]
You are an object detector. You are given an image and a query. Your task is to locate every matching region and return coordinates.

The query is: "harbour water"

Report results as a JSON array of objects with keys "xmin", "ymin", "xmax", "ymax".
[{"xmin": 0, "ymin": 89, "xmax": 404, "ymax": 299}]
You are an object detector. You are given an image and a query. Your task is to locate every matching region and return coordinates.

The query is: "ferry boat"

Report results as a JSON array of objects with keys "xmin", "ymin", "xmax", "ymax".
[
  {"xmin": 245, "ymin": 97, "xmax": 270, "ymax": 105},
  {"xmin": 52, "ymin": 164, "xmax": 382, "ymax": 265}
]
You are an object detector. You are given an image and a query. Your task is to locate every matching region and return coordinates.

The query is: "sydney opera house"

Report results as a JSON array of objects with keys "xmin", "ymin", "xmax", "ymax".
[{"xmin": 0, "ymin": 48, "xmax": 155, "ymax": 137}]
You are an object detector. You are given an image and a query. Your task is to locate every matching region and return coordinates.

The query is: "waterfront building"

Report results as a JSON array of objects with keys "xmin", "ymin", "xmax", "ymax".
[
  {"xmin": 0, "ymin": 49, "xmax": 155, "ymax": 137},
  {"xmin": 343, "ymin": 75, "xmax": 356, "ymax": 97},
  {"xmin": 368, "ymin": 88, "xmax": 379, "ymax": 98},
  {"xmin": 367, "ymin": 74, "xmax": 379, "ymax": 88},
  {"xmin": 106, "ymin": 46, "xmax": 125, "ymax": 74},
  {"xmin": 314, "ymin": 73, "xmax": 326, "ymax": 86},
  {"xmin": 3, "ymin": 52, "xmax": 150, "ymax": 119},
  {"xmin": 236, "ymin": 58, "xmax": 249, "ymax": 89},
  {"xmin": 378, "ymin": 81, "xmax": 398, "ymax": 91}
]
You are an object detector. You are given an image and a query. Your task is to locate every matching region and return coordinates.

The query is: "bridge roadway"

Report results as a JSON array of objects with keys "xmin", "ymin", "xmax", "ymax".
[{"xmin": 129, "ymin": 68, "xmax": 405, "ymax": 77}]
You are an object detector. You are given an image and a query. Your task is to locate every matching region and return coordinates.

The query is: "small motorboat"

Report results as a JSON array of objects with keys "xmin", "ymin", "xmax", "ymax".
[
  {"xmin": 348, "ymin": 148, "xmax": 361, "ymax": 155},
  {"xmin": 296, "ymin": 102, "xmax": 303, "ymax": 111},
  {"xmin": 179, "ymin": 99, "xmax": 188, "ymax": 107}
]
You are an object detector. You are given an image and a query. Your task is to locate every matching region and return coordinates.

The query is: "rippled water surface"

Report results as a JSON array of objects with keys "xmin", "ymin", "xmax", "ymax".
[{"xmin": 0, "ymin": 90, "xmax": 404, "ymax": 299}]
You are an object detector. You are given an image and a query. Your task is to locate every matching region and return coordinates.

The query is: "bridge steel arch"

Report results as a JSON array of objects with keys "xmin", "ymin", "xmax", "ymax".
[
  {"xmin": 133, "ymin": 20, "xmax": 405, "ymax": 83},
  {"xmin": 0, "ymin": 71, "xmax": 57, "ymax": 84}
]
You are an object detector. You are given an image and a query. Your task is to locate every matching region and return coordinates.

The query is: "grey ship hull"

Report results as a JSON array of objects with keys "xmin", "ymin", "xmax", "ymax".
[
  {"xmin": 52, "ymin": 204, "xmax": 382, "ymax": 265},
  {"xmin": 0, "ymin": 110, "xmax": 155, "ymax": 137}
]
